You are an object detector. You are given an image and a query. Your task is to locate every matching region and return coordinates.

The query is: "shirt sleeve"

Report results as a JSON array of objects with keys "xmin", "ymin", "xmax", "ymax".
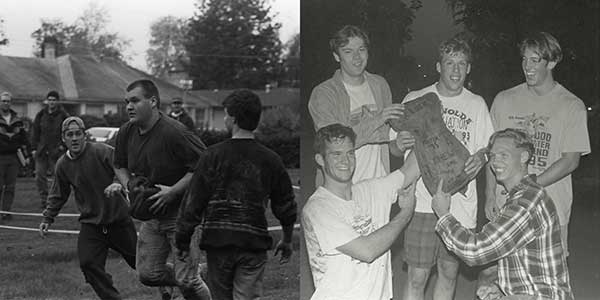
[
  {"xmin": 476, "ymin": 99, "xmax": 495, "ymax": 150},
  {"xmin": 303, "ymin": 203, "xmax": 360, "ymax": 254},
  {"xmin": 175, "ymin": 151, "xmax": 212, "ymax": 249},
  {"xmin": 489, "ymin": 94, "xmax": 502, "ymax": 130},
  {"xmin": 270, "ymin": 160, "xmax": 297, "ymax": 226},
  {"xmin": 42, "ymin": 162, "xmax": 71, "ymax": 223},
  {"xmin": 561, "ymin": 100, "xmax": 591, "ymax": 155},
  {"xmin": 170, "ymin": 130, "xmax": 206, "ymax": 172},
  {"xmin": 113, "ymin": 125, "xmax": 128, "ymax": 169},
  {"xmin": 435, "ymin": 200, "xmax": 537, "ymax": 266}
]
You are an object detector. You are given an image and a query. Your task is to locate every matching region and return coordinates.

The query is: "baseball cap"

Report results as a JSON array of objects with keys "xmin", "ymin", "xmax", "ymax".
[
  {"xmin": 62, "ymin": 116, "xmax": 85, "ymax": 133},
  {"xmin": 172, "ymin": 97, "xmax": 183, "ymax": 104}
]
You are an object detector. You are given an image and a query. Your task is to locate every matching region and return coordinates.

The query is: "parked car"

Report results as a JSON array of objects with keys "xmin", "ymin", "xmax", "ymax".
[{"xmin": 86, "ymin": 127, "xmax": 119, "ymax": 146}]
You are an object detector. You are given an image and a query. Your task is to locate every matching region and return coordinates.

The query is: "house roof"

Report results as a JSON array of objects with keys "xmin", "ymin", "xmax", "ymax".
[
  {"xmin": 0, "ymin": 54, "xmax": 210, "ymax": 107},
  {"xmin": 189, "ymin": 88, "xmax": 299, "ymax": 109}
]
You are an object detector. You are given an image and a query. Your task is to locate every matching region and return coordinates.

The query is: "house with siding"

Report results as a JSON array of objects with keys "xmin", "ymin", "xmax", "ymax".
[
  {"xmin": 189, "ymin": 87, "xmax": 299, "ymax": 130},
  {"xmin": 0, "ymin": 44, "xmax": 210, "ymax": 123}
]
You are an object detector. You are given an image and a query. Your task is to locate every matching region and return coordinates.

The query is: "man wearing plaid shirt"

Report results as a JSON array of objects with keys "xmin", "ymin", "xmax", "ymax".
[{"xmin": 432, "ymin": 128, "xmax": 573, "ymax": 300}]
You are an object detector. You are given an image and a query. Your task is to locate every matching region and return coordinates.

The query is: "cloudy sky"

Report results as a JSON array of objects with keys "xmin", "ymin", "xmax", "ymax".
[{"xmin": 0, "ymin": 0, "xmax": 299, "ymax": 72}]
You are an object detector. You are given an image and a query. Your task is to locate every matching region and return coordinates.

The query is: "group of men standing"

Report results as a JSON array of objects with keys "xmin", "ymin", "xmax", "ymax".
[
  {"xmin": 1, "ymin": 80, "xmax": 297, "ymax": 300},
  {"xmin": 303, "ymin": 25, "xmax": 590, "ymax": 300}
]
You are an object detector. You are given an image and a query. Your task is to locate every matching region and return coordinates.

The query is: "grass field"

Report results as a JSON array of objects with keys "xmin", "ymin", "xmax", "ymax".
[{"xmin": 0, "ymin": 169, "xmax": 301, "ymax": 300}]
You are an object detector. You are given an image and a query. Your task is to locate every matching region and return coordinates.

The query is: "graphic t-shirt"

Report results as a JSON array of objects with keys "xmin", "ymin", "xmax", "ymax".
[
  {"xmin": 402, "ymin": 84, "xmax": 494, "ymax": 228},
  {"xmin": 302, "ymin": 170, "xmax": 405, "ymax": 300},
  {"xmin": 490, "ymin": 83, "xmax": 591, "ymax": 225},
  {"xmin": 344, "ymin": 80, "xmax": 388, "ymax": 183}
]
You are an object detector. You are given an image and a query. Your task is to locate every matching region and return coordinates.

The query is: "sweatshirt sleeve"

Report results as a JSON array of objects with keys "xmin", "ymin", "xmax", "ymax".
[
  {"xmin": 42, "ymin": 162, "xmax": 71, "ymax": 223},
  {"xmin": 270, "ymin": 160, "xmax": 297, "ymax": 226}
]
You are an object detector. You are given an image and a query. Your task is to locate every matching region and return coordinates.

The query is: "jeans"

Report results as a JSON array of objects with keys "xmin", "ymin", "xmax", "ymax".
[
  {"xmin": 137, "ymin": 218, "xmax": 211, "ymax": 300},
  {"xmin": 0, "ymin": 154, "xmax": 19, "ymax": 213},
  {"xmin": 206, "ymin": 247, "xmax": 267, "ymax": 300},
  {"xmin": 78, "ymin": 219, "xmax": 137, "ymax": 300},
  {"xmin": 35, "ymin": 153, "xmax": 58, "ymax": 206}
]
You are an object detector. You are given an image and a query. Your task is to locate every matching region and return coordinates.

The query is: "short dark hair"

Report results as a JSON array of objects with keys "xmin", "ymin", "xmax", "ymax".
[
  {"xmin": 438, "ymin": 37, "xmax": 472, "ymax": 63},
  {"xmin": 329, "ymin": 25, "xmax": 369, "ymax": 55},
  {"xmin": 46, "ymin": 90, "xmax": 60, "ymax": 100},
  {"xmin": 126, "ymin": 79, "xmax": 161, "ymax": 109},
  {"xmin": 222, "ymin": 89, "xmax": 262, "ymax": 131},
  {"xmin": 314, "ymin": 124, "xmax": 356, "ymax": 155},
  {"xmin": 519, "ymin": 32, "xmax": 562, "ymax": 63},
  {"xmin": 488, "ymin": 128, "xmax": 535, "ymax": 164}
]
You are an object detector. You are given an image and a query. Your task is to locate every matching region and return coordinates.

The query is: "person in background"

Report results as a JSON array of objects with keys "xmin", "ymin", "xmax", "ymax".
[
  {"xmin": 168, "ymin": 97, "xmax": 196, "ymax": 132},
  {"xmin": 0, "ymin": 91, "xmax": 31, "ymax": 221},
  {"xmin": 31, "ymin": 90, "xmax": 69, "ymax": 209}
]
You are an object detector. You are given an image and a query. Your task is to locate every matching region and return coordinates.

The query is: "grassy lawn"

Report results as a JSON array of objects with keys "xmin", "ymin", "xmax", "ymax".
[{"xmin": 0, "ymin": 169, "xmax": 300, "ymax": 300}]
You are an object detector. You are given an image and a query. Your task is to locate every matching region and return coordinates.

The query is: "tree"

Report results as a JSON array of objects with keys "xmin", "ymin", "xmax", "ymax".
[
  {"xmin": 280, "ymin": 33, "xmax": 300, "ymax": 87},
  {"xmin": 146, "ymin": 16, "xmax": 190, "ymax": 78},
  {"xmin": 31, "ymin": 3, "xmax": 130, "ymax": 60},
  {"xmin": 185, "ymin": 0, "xmax": 282, "ymax": 89},
  {"xmin": 446, "ymin": 0, "xmax": 600, "ymax": 105},
  {"xmin": 0, "ymin": 18, "xmax": 8, "ymax": 46}
]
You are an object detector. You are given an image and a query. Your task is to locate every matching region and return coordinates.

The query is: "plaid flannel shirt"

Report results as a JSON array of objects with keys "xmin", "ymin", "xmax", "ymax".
[{"xmin": 435, "ymin": 175, "xmax": 573, "ymax": 300}]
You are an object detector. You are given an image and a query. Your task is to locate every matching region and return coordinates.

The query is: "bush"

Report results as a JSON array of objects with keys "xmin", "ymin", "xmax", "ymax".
[
  {"xmin": 257, "ymin": 106, "xmax": 300, "ymax": 138},
  {"xmin": 198, "ymin": 129, "xmax": 299, "ymax": 168},
  {"xmin": 104, "ymin": 112, "xmax": 129, "ymax": 128}
]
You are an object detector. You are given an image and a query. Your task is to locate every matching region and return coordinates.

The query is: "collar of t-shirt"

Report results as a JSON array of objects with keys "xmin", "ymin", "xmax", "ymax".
[{"xmin": 343, "ymin": 79, "xmax": 376, "ymax": 111}]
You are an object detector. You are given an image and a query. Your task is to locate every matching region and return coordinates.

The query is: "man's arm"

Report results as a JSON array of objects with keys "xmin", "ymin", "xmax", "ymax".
[
  {"xmin": 432, "ymin": 182, "xmax": 538, "ymax": 266},
  {"xmin": 175, "ymin": 169, "xmax": 210, "ymax": 253},
  {"xmin": 148, "ymin": 172, "xmax": 194, "ymax": 214},
  {"xmin": 270, "ymin": 163, "xmax": 298, "ymax": 264},
  {"xmin": 31, "ymin": 113, "xmax": 41, "ymax": 151},
  {"xmin": 399, "ymin": 151, "xmax": 420, "ymax": 185},
  {"xmin": 39, "ymin": 167, "xmax": 71, "ymax": 237},
  {"xmin": 114, "ymin": 168, "xmax": 132, "ymax": 190},
  {"xmin": 336, "ymin": 185, "xmax": 415, "ymax": 263},
  {"xmin": 484, "ymin": 163, "xmax": 499, "ymax": 220},
  {"xmin": 536, "ymin": 152, "xmax": 580, "ymax": 187},
  {"xmin": 308, "ymin": 86, "xmax": 403, "ymax": 149}
]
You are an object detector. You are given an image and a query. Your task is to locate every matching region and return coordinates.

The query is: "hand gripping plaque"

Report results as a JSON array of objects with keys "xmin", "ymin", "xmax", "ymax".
[{"xmin": 389, "ymin": 93, "xmax": 471, "ymax": 196}]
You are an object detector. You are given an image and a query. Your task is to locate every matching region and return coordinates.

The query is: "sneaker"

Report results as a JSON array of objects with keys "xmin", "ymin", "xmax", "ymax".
[{"xmin": 1, "ymin": 214, "xmax": 12, "ymax": 221}]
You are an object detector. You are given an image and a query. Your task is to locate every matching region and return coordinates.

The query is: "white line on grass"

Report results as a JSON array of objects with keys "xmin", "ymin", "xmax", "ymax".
[{"xmin": 0, "ymin": 223, "xmax": 301, "ymax": 235}]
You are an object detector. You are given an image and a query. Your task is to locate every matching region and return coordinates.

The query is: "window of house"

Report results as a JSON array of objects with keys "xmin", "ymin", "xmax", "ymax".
[{"xmin": 86, "ymin": 104, "xmax": 104, "ymax": 118}]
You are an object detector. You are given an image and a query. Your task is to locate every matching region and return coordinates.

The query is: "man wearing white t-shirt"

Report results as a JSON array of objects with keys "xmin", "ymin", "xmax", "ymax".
[
  {"xmin": 308, "ymin": 25, "xmax": 406, "ymax": 184},
  {"xmin": 398, "ymin": 38, "xmax": 494, "ymax": 300},
  {"xmin": 302, "ymin": 124, "xmax": 420, "ymax": 300}
]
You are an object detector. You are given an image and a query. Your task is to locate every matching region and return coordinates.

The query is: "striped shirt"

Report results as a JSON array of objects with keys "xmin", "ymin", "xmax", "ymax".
[{"xmin": 435, "ymin": 175, "xmax": 573, "ymax": 299}]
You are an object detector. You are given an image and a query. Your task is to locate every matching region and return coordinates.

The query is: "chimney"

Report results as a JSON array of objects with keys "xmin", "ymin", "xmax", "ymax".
[{"xmin": 42, "ymin": 36, "xmax": 58, "ymax": 59}]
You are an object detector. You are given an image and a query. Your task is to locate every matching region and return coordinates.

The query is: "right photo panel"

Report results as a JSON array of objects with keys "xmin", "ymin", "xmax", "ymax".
[{"xmin": 300, "ymin": 1, "xmax": 600, "ymax": 299}]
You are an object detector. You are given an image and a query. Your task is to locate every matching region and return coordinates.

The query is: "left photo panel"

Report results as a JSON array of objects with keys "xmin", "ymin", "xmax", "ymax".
[{"xmin": 0, "ymin": 1, "xmax": 301, "ymax": 299}]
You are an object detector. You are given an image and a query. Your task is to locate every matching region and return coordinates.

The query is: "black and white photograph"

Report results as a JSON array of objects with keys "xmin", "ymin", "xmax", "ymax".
[
  {"xmin": 0, "ymin": 0, "xmax": 300, "ymax": 299},
  {"xmin": 300, "ymin": 0, "xmax": 599, "ymax": 299}
]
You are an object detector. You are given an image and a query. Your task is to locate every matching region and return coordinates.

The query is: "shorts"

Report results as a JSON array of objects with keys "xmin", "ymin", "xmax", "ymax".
[{"xmin": 402, "ymin": 212, "xmax": 459, "ymax": 269}]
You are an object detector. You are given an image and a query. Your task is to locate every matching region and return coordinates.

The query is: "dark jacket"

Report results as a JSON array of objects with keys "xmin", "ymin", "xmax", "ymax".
[
  {"xmin": 0, "ymin": 109, "xmax": 30, "ymax": 155},
  {"xmin": 168, "ymin": 110, "xmax": 196, "ymax": 132},
  {"xmin": 31, "ymin": 107, "xmax": 69, "ymax": 158}
]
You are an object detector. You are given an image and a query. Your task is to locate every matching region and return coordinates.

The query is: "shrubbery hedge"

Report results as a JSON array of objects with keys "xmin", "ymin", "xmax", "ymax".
[{"xmin": 199, "ymin": 130, "xmax": 299, "ymax": 169}]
